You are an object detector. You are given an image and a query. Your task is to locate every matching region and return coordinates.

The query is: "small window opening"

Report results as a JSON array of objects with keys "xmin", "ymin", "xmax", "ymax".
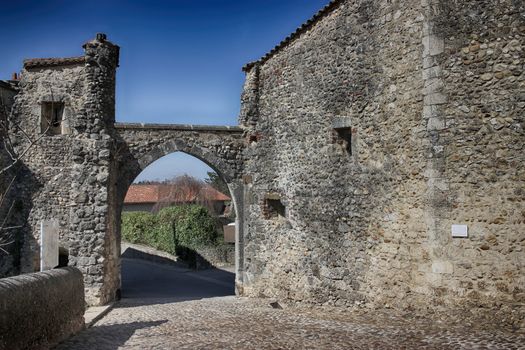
[
  {"xmin": 336, "ymin": 128, "xmax": 352, "ymax": 155},
  {"xmin": 248, "ymin": 133, "xmax": 262, "ymax": 144},
  {"xmin": 41, "ymin": 102, "xmax": 64, "ymax": 135},
  {"xmin": 263, "ymin": 193, "xmax": 286, "ymax": 219}
]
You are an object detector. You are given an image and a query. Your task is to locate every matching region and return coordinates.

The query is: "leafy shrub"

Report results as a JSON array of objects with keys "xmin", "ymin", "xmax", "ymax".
[
  {"xmin": 121, "ymin": 204, "xmax": 218, "ymax": 257},
  {"xmin": 121, "ymin": 212, "xmax": 157, "ymax": 244},
  {"xmin": 158, "ymin": 205, "xmax": 217, "ymax": 248},
  {"xmin": 121, "ymin": 211, "xmax": 176, "ymax": 255},
  {"xmin": 176, "ymin": 205, "xmax": 217, "ymax": 248}
]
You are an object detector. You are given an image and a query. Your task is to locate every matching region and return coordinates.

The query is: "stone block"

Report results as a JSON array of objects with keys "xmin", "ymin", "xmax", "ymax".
[
  {"xmin": 40, "ymin": 220, "xmax": 59, "ymax": 271},
  {"xmin": 431, "ymin": 261, "xmax": 453, "ymax": 274},
  {"xmin": 427, "ymin": 117, "xmax": 445, "ymax": 131},
  {"xmin": 332, "ymin": 116, "xmax": 352, "ymax": 129},
  {"xmin": 424, "ymin": 93, "xmax": 447, "ymax": 106},
  {"xmin": 423, "ymin": 35, "xmax": 444, "ymax": 57}
]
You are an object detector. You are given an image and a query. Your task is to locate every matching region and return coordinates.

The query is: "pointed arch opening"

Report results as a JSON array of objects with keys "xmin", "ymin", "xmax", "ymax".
[{"xmin": 113, "ymin": 148, "xmax": 243, "ymax": 302}]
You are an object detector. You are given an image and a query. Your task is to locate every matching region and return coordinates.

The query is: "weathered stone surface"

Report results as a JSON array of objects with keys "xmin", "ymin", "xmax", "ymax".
[
  {"xmin": 238, "ymin": 0, "xmax": 525, "ymax": 317},
  {"xmin": 56, "ymin": 296, "xmax": 525, "ymax": 349},
  {"xmin": 40, "ymin": 219, "xmax": 59, "ymax": 270},
  {"xmin": 2, "ymin": 35, "xmax": 246, "ymax": 306},
  {"xmin": 1, "ymin": 0, "xmax": 524, "ymax": 324},
  {"xmin": 0, "ymin": 267, "xmax": 85, "ymax": 350}
]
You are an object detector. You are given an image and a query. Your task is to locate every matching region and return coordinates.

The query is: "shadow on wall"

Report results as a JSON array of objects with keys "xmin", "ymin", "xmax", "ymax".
[
  {"xmin": 0, "ymin": 163, "xmax": 41, "ymax": 277},
  {"xmin": 121, "ymin": 242, "xmax": 235, "ymax": 270},
  {"xmin": 55, "ymin": 320, "xmax": 168, "ymax": 350},
  {"xmin": 175, "ymin": 245, "xmax": 234, "ymax": 270},
  {"xmin": 121, "ymin": 244, "xmax": 187, "ymax": 268}
]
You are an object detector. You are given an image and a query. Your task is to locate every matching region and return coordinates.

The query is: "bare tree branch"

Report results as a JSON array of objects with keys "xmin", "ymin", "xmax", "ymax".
[
  {"xmin": 0, "ymin": 173, "xmax": 17, "ymax": 211},
  {"xmin": 0, "ymin": 125, "xmax": 52, "ymax": 175},
  {"xmin": 0, "ymin": 226, "xmax": 23, "ymax": 231},
  {"xmin": 153, "ymin": 175, "xmax": 217, "ymax": 214}
]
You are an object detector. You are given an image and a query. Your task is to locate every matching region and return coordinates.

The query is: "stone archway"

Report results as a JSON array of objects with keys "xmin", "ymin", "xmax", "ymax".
[{"xmin": 104, "ymin": 123, "xmax": 246, "ymax": 303}]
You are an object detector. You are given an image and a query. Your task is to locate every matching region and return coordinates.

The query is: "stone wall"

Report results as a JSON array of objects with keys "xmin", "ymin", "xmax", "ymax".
[
  {"xmin": 239, "ymin": 0, "xmax": 524, "ymax": 320},
  {"xmin": 413, "ymin": 0, "xmax": 525, "ymax": 312},
  {"xmin": 5, "ymin": 37, "xmax": 246, "ymax": 305},
  {"xmin": 0, "ymin": 267, "xmax": 84, "ymax": 350},
  {"xmin": 11, "ymin": 61, "xmax": 87, "ymax": 275},
  {"xmin": 193, "ymin": 244, "xmax": 235, "ymax": 269},
  {"xmin": 7, "ymin": 34, "xmax": 121, "ymax": 305},
  {"xmin": 3, "ymin": 0, "xmax": 523, "ymax": 319}
]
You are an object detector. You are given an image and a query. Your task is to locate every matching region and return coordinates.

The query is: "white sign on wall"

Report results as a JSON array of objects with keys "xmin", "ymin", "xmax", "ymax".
[
  {"xmin": 40, "ymin": 220, "xmax": 59, "ymax": 271},
  {"xmin": 451, "ymin": 224, "xmax": 468, "ymax": 238}
]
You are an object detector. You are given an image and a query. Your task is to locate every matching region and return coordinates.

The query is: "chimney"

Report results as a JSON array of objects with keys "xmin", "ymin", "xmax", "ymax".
[
  {"xmin": 96, "ymin": 33, "xmax": 107, "ymax": 41},
  {"xmin": 11, "ymin": 72, "xmax": 18, "ymax": 81}
]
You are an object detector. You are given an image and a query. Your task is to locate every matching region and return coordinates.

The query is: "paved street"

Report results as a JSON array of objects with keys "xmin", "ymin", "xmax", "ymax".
[
  {"xmin": 56, "ymin": 259, "xmax": 525, "ymax": 349},
  {"xmin": 120, "ymin": 257, "xmax": 235, "ymax": 301}
]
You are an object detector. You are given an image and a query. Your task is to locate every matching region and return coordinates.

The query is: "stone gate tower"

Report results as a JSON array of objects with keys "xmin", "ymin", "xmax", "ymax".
[
  {"xmin": 5, "ymin": 34, "xmax": 121, "ymax": 304},
  {"xmin": 3, "ymin": 34, "xmax": 246, "ymax": 305}
]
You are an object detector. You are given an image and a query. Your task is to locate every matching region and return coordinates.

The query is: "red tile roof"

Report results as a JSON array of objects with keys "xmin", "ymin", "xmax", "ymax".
[
  {"xmin": 199, "ymin": 186, "xmax": 231, "ymax": 201},
  {"xmin": 124, "ymin": 185, "xmax": 159, "ymax": 204},
  {"xmin": 124, "ymin": 184, "xmax": 230, "ymax": 204}
]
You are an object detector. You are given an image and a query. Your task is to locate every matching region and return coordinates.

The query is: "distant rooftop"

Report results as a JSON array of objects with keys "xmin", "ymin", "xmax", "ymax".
[{"xmin": 124, "ymin": 184, "xmax": 230, "ymax": 204}]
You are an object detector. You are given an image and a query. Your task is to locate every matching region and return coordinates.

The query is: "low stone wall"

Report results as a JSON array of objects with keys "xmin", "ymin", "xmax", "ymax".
[
  {"xmin": 0, "ymin": 267, "xmax": 85, "ymax": 350},
  {"xmin": 122, "ymin": 241, "xmax": 183, "ymax": 267},
  {"xmin": 122, "ymin": 241, "xmax": 234, "ymax": 270},
  {"xmin": 193, "ymin": 244, "xmax": 235, "ymax": 269}
]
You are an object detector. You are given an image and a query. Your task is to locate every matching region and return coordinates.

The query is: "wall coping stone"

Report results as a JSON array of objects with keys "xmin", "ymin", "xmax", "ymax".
[
  {"xmin": 115, "ymin": 122, "xmax": 244, "ymax": 132},
  {"xmin": 0, "ymin": 80, "xmax": 17, "ymax": 91},
  {"xmin": 23, "ymin": 56, "xmax": 86, "ymax": 69}
]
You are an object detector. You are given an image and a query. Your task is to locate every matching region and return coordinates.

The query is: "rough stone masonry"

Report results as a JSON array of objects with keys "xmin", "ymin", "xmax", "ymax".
[
  {"xmin": 239, "ymin": 0, "xmax": 524, "ymax": 321},
  {"xmin": 0, "ymin": 0, "xmax": 523, "ymax": 324}
]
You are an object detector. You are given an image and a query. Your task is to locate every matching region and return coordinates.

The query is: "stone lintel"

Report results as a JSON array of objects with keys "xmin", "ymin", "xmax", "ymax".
[{"xmin": 332, "ymin": 116, "xmax": 352, "ymax": 130}]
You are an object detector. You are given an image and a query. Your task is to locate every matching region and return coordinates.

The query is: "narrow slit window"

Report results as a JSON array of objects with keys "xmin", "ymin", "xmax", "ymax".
[
  {"xmin": 336, "ymin": 128, "xmax": 352, "ymax": 155},
  {"xmin": 41, "ymin": 102, "xmax": 64, "ymax": 135}
]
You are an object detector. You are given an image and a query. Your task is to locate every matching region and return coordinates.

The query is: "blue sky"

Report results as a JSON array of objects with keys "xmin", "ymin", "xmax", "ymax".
[{"xmin": 1, "ymin": 0, "xmax": 329, "ymax": 181}]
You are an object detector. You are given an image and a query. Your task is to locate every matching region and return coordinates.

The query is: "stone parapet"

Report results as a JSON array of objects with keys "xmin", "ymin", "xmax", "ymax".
[
  {"xmin": 0, "ymin": 267, "xmax": 85, "ymax": 350},
  {"xmin": 115, "ymin": 123, "xmax": 243, "ymax": 132}
]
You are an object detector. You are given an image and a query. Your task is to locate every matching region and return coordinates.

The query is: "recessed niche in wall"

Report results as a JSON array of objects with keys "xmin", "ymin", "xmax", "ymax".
[
  {"xmin": 58, "ymin": 246, "xmax": 69, "ymax": 267},
  {"xmin": 41, "ymin": 101, "xmax": 64, "ymax": 135},
  {"xmin": 263, "ymin": 193, "xmax": 286, "ymax": 219}
]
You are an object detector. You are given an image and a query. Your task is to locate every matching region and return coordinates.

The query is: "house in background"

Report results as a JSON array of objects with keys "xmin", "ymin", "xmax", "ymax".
[{"xmin": 123, "ymin": 183, "xmax": 231, "ymax": 215}]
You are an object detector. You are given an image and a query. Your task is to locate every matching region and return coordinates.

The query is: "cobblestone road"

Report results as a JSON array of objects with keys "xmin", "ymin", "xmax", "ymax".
[{"xmin": 56, "ymin": 259, "xmax": 525, "ymax": 349}]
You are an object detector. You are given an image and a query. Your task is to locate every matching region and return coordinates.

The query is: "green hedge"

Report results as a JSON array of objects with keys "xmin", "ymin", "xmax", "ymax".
[
  {"xmin": 121, "ymin": 205, "xmax": 218, "ymax": 256},
  {"xmin": 121, "ymin": 211, "xmax": 177, "ymax": 254}
]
